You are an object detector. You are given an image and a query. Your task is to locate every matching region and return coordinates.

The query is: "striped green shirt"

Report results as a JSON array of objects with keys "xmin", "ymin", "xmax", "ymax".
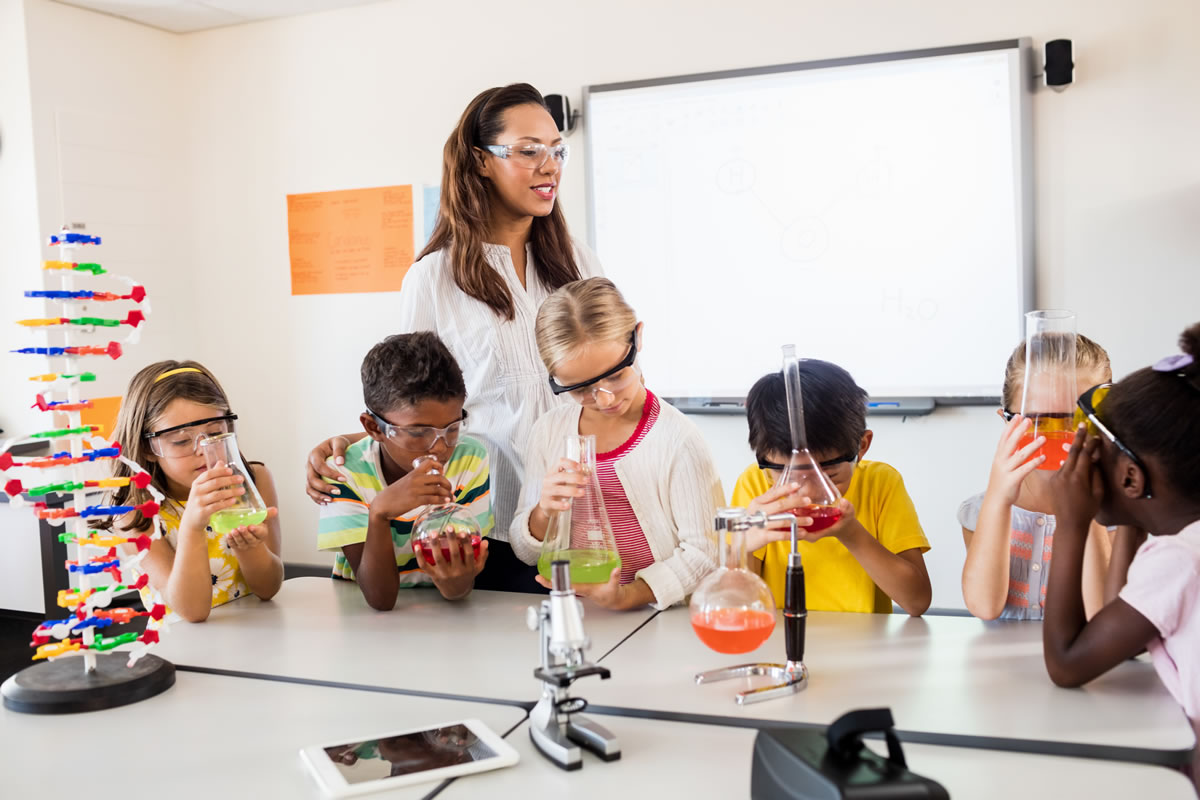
[{"xmin": 317, "ymin": 436, "xmax": 493, "ymax": 583}]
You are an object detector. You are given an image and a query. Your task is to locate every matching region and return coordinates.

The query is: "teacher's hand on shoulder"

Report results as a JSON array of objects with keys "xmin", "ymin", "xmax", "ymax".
[{"xmin": 305, "ymin": 432, "xmax": 364, "ymax": 503}]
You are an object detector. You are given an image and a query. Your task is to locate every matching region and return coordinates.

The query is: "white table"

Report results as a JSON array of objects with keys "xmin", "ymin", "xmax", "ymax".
[
  {"xmin": 584, "ymin": 608, "xmax": 1196, "ymax": 765},
  {"xmin": 151, "ymin": 577, "xmax": 656, "ymax": 703},
  {"xmin": 0, "ymin": 671, "xmax": 527, "ymax": 800},
  {"xmin": 439, "ymin": 715, "xmax": 1196, "ymax": 799}
]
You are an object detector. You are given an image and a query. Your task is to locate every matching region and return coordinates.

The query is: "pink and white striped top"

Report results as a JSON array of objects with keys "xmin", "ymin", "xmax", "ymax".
[{"xmin": 596, "ymin": 390, "xmax": 660, "ymax": 585}]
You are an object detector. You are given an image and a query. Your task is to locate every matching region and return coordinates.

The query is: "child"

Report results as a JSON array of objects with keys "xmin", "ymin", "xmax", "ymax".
[
  {"xmin": 317, "ymin": 332, "xmax": 493, "ymax": 609},
  {"xmin": 1043, "ymin": 322, "xmax": 1200, "ymax": 793},
  {"xmin": 102, "ymin": 362, "xmax": 283, "ymax": 622},
  {"xmin": 733, "ymin": 361, "xmax": 932, "ymax": 615},
  {"xmin": 509, "ymin": 278, "xmax": 722, "ymax": 610},
  {"xmin": 960, "ymin": 335, "xmax": 1115, "ymax": 620}
]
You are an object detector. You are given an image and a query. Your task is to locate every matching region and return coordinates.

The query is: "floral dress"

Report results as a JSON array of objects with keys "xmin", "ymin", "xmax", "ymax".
[{"xmin": 138, "ymin": 501, "xmax": 252, "ymax": 612}]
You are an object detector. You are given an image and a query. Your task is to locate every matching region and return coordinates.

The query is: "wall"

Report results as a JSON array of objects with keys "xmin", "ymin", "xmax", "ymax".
[
  {"xmin": 0, "ymin": 0, "xmax": 42, "ymax": 441},
  {"xmin": 11, "ymin": 0, "xmax": 1200, "ymax": 611},
  {"xmin": 22, "ymin": 0, "xmax": 193, "ymax": 409}
]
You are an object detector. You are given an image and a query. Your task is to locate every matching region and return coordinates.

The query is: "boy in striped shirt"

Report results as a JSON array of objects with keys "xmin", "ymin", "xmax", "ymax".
[{"xmin": 317, "ymin": 332, "xmax": 493, "ymax": 609}]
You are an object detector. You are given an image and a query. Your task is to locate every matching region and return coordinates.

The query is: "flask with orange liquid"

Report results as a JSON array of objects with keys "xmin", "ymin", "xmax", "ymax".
[
  {"xmin": 690, "ymin": 508, "xmax": 777, "ymax": 654},
  {"xmin": 773, "ymin": 344, "xmax": 844, "ymax": 530},
  {"xmin": 1019, "ymin": 310, "xmax": 1078, "ymax": 471}
]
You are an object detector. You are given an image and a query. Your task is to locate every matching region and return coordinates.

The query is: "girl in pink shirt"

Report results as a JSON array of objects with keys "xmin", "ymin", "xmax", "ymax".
[{"xmin": 1043, "ymin": 321, "xmax": 1200, "ymax": 792}]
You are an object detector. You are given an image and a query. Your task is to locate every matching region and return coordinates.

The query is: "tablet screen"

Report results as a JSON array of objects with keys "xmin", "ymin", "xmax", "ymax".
[{"xmin": 320, "ymin": 724, "xmax": 498, "ymax": 784}]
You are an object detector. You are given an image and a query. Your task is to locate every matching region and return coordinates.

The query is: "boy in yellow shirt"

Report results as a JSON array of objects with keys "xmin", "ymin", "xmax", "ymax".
[{"xmin": 733, "ymin": 361, "xmax": 932, "ymax": 615}]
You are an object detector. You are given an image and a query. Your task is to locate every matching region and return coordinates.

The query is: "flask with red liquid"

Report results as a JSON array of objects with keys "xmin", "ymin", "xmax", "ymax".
[
  {"xmin": 774, "ymin": 345, "xmax": 844, "ymax": 532},
  {"xmin": 1018, "ymin": 310, "xmax": 1078, "ymax": 471},
  {"xmin": 690, "ymin": 509, "xmax": 777, "ymax": 654},
  {"xmin": 411, "ymin": 503, "xmax": 482, "ymax": 564}
]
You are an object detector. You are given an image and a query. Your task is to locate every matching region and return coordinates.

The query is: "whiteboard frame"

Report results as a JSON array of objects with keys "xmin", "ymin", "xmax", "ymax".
[{"xmin": 582, "ymin": 38, "xmax": 1035, "ymax": 410}]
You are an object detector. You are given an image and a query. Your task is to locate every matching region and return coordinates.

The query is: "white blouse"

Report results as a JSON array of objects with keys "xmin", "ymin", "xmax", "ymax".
[
  {"xmin": 395, "ymin": 239, "xmax": 604, "ymax": 541},
  {"xmin": 509, "ymin": 401, "xmax": 724, "ymax": 610}
]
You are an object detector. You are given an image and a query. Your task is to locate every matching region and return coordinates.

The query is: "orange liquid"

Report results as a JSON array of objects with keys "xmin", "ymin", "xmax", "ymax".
[
  {"xmin": 691, "ymin": 608, "xmax": 776, "ymax": 654},
  {"xmin": 1019, "ymin": 427, "xmax": 1076, "ymax": 471},
  {"xmin": 416, "ymin": 534, "xmax": 481, "ymax": 563},
  {"xmin": 790, "ymin": 504, "xmax": 842, "ymax": 532}
]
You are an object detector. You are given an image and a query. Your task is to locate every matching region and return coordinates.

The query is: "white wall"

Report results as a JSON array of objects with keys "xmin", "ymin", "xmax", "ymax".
[
  {"xmin": 1, "ymin": 0, "xmax": 43, "ymax": 441},
  {"xmin": 23, "ymin": 0, "xmax": 193, "ymax": 408},
  {"xmin": 11, "ymin": 0, "xmax": 1200, "ymax": 611}
]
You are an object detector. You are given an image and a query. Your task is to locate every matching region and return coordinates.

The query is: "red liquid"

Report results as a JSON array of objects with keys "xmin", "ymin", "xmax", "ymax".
[
  {"xmin": 691, "ymin": 608, "xmax": 776, "ymax": 654},
  {"xmin": 1018, "ymin": 430, "xmax": 1075, "ymax": 471},
  {"xmin": 789, "ymin": 504, "xmax": 842, "ymax": 532},
  {"xmin": 416, "ymin": 534, "xmax": 482, "ymax": 563}
]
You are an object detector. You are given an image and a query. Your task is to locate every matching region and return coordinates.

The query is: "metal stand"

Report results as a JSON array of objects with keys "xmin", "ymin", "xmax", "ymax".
[
  {"xmin": 526, "ymin": 560, "xmax": 620, "ymax": 770},
  {"xmin": 695, "ymin": 513, "xmax": 810, "ymax": 705}
]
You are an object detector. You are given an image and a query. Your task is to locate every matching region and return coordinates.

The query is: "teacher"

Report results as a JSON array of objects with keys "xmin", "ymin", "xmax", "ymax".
[{"xmin": 305, "ymin": 83, "xmax": 603, "ymax": 592}]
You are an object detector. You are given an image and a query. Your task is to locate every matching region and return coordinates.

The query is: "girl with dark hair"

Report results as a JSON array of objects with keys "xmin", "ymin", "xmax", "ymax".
[
  {"xmin": 304, "ymin": 84, "xmax": 602, "ymax": 593},
  {"xmin": 1044, "ymin": 322, "xmax": 1200, "ymax": 792}
]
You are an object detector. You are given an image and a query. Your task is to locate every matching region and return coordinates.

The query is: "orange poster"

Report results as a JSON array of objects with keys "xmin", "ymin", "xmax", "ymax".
[{"xmin": 288, "ymin": 185, "xmax": 414, "ymax": 295}]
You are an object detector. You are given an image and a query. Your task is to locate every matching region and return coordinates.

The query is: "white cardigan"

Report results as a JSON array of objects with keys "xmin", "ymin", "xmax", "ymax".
[{"xmin": 509, "ymin": 398, "xmax": 723, "ymax": 610}]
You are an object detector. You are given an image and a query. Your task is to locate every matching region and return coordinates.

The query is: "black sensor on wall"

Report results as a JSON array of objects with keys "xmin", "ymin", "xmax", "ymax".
[{"xmin": 1044, "ymin": 39, "xmax": 1074, "ymax": 89}]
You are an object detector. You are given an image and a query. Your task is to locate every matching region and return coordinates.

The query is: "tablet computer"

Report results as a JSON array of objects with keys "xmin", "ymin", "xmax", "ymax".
[{"xmin": 299, "ymin": 718, "xmax": 519, "ymax": 797}]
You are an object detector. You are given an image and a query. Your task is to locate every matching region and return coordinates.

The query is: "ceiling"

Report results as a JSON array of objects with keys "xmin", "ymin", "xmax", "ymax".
[{"xmin": 53, "ymin": 0, "xmax": 385, "ymax": 34}]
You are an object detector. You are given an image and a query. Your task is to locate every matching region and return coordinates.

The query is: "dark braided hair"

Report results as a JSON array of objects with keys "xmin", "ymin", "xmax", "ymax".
[{"xmin": 1102, "ymin": 322, "xmax": 1200, "ymax": 494}]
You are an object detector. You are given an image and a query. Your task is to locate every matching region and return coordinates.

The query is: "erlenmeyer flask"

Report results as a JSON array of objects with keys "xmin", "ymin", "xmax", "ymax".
[
  {"xmin": 1019, "ymin": 310, "xmax": 1078, "ymax": 471},
  {"xmin": 537, "ymin": 434, "xmax": 621, "ymax": 584},
  {"xmin": 412, "ymin": 503, "xmax": 483, "ymax": 563},
  {"xmin": 690, "ymin": 509, "xmax": 776, "ymax": 653},
  {"xmin": 776, "ymin": 345, "xmax": 844, "ymax": 531},
  {"xmin": 198, "ymin": 431, "xmax": 268, "ymax": 534}
]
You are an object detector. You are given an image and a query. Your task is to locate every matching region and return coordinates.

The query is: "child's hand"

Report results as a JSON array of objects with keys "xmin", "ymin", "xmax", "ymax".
[
  {"xmin": 1050, "ymin": 425, "xmax": 1103, "ymax": 537},
  {"xmin": 538, "ymin": 458, "xmax": 587, "ymax": 515},
  {"xmin": 744, "ymin": 484, "xmax": 814, "ymax": 552},
  {"xmin": 806, "ymin": 497, "xmax": 857, "ymax": 543},
  {"xmin": 414, "ymin": 537, "xmax": 488, "ymax": 600},
  {"xmin": 181, "ymin": 464, "xmax": 245, "ymax": 535},
  {"xmin": 224, "ymin": 507, "xmax": 278, "ymax": 551},
  {"xmin": 987, "ymin": 414, "xmax": 1046, "ymax": 505},
  {"xmin": 369, "ymin": 457, "xmax": 453, "ymax": 520},
  {"xmin": 539, "ymin": 568, "xmax": 631, "ymax": 611}
]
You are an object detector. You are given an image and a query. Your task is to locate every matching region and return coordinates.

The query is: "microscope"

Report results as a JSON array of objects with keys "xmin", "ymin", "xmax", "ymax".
[
  {"xmin": 695, "ymin": 510, "xmax": 809, "ymax": 704},
  {"xmin": 526, "ymin": 559, "xmax": 621, "ymax": 770}
]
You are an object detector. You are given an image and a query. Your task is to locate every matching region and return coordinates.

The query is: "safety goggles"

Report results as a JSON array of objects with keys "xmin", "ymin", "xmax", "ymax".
[
  {"xmin": 144, "ymin": 414, "xmax": 237, "ymax": 458},
  {"xmin": 1077, "ymin": 383, "xmax": 1152, "ymax": 499},
  {"xmin": 549, "ymin": 331, "xmax": 639, "ymax": 405},
  {"xmin": 368, "ymin": 408, "xmax": 468, "ymax": 451},
  {"xmin": 482, "ymin": 141, "xmax": 569, "ymax": 171}
]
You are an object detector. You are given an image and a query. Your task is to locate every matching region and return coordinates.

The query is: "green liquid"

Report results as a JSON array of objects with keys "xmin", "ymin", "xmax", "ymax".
[
  {"xmin": 209, "ymin": 508, "xmax": 268, "ymax": 535},
  {"xmin": 537, "ymin": 549, "xmax": 621, "ymax": 584}
]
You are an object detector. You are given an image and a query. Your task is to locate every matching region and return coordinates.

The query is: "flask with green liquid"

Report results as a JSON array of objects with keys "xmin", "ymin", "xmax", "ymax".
[
  {"xmin": 198, "ymin": 431, "xmax": 268, "ymax": 535},
  {"xmin": 537, "ymin": 434, "xmax": 621, "ymax": 585}
]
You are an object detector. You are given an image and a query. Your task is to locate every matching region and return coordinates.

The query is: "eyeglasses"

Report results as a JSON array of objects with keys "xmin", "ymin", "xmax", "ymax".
[
  {"xmin": 549, "ymin": 331, "xmax": 639, "ymax": 405},
  {"xmin": 757, "ymin": 452, "xmax": 858, "ymax": 473},
  {"xmin": 482, "ymin": 142, "xmax": 570, "ymax": 171},
  {"xmin": 1076, "ymin": 383, "xmax": 1152, "ymax": 499},
  {"xmin": 144, "ymin": 414, "xmax": 237, "ymax": 458},
  {"xmin": 368, "ymin": 408, "xmax": 468, "ymax": 451}
]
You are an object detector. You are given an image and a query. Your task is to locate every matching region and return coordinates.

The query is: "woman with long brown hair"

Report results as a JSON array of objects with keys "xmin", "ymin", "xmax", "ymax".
[{"xmin": 305, "ymin": 84, "xmax": 602, "ymax": 593}]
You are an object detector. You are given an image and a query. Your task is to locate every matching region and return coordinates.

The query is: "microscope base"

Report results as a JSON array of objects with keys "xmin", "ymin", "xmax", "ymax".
[{"xmin": 529, "ymin": 695, "xmax": 622, "ymax": 770}]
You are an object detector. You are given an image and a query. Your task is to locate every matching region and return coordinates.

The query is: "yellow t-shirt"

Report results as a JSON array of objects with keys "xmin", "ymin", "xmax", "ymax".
[{"xmin": 731, "ymin": 460, "xmax": 930, "ymax": 613}]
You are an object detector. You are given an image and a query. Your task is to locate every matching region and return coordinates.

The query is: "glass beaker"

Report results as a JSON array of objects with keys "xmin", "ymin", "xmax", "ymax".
[
  {"xmin": 537, "ymin": 434, "xmax": 621, "ymax": 584},
  {"xmin": 198, "ymin": 431, "xmax": 269, "ymax": 534},
  {"xmin": 775, "ymin": 345, "xmax": 844, "ymax": 530},
  {"xmin": 1019, "ymin": 310, "xmax": 1078, "ymax": 471},
  {"xmin": 690, "ymin": 509, "xmax": 776, "ymax": 654},
  {"xmin": 412, "ymin": 503, "xmax": 482, "ymax": 563}
]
